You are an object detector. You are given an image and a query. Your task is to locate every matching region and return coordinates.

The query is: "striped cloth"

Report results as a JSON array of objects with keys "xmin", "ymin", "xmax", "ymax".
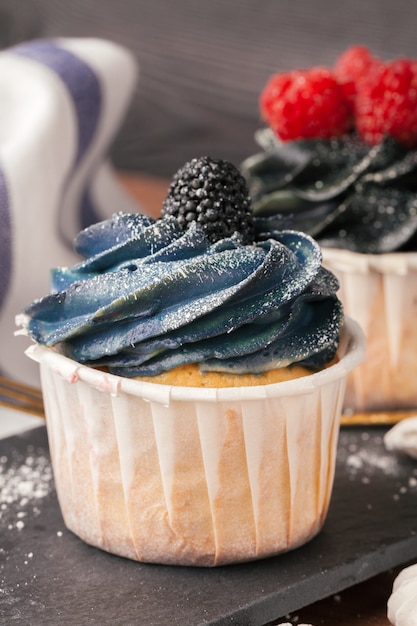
[{"xmin": 0, "ymin": 38, "xmax": 140, "ymax": 386}]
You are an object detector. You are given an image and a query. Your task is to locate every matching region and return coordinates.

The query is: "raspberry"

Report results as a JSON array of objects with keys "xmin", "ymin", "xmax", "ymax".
[
  {"xmin": 333, "ymin": 45, "xmax": 379, "ymax": 101},
  {"xmin": 260, "ymin": 67, "xmax": 352, "ymax": 141},
  {"xmin": 355, "ymin": 59, "xmax": 417, "ymax": 147},
  {"xmin": 161, "ymin": 156, "xmax": 255, "ymax": 244}
]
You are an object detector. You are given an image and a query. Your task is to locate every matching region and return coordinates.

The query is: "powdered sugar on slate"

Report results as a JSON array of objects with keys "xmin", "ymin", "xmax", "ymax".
[
  {"xmin": 338, "ymin": 429, "xmax": 417, "ymax": 504},
  {"xmin": 340, "ymin": 431, "xmax": 403, "ymax": 475},
  {"xmin": 0, "ymin": 444, "xmax": 53, "ymax": 530}
]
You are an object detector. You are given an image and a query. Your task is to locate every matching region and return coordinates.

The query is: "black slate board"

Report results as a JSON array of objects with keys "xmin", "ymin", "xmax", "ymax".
[{"xmin": 1, "ymin": 424, "xmax": 417, "ymax": 626}]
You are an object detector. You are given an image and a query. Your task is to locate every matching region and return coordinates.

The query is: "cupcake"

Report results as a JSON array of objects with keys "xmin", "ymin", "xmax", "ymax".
[
  {"xmin": 17, "ymin": 157, "xmax": 364, "ymax": 566},
  {"xmin": 241, "ymin": 45, "xmax": 417, "ymax": 414}
]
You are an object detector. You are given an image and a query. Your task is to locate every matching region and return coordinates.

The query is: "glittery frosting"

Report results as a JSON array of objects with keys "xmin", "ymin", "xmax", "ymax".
[
  {"xmin": 242, "ymin": 129, "xmax": 417, "ymax": 254},
  {"xmin": 18, "ymin": 212, "xmax": 343, "ymax": 377}
]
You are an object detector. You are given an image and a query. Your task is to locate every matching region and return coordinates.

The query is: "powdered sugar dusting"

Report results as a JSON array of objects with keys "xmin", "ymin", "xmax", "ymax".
[
  {"xmin": 340, "ymin": 432, "xmax": 406, "ymax": 477},
  {"xmin": 0, "ymin": 444, "xmax": 53, "ymax": 530},
  {"xmin": 346, "ymin": 446, "xmax": 400, "ymax": 476},
  {"xmin": 338, "ymin": 429, "xmax": 417, "ymax": 506},
  {"xmin": 0, "ymin": 441, "xmax": 58, "ymax": 612}
]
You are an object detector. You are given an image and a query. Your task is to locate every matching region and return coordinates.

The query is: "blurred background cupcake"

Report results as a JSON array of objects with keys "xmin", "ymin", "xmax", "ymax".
[{"xmin": 241, "ymin": 45, "xmax": 417, "ymax": 414}]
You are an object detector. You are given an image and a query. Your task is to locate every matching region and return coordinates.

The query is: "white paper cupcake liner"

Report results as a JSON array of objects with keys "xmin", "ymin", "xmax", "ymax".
[
  {"xmin": 27, "ymin": 318, "xmax": 364, "ymax": 566},
  {"xmin": 323, "ymin": 249, "xmax": 417, "ymax": 413}
]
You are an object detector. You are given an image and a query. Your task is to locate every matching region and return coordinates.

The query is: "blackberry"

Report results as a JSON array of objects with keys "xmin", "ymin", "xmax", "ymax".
[{"xmin": 161, "ymin": 156, "xmax": 255, "ymax": 244}]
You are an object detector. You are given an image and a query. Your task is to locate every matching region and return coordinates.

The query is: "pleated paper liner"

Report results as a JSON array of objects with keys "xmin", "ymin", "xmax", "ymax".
[
  {"xmin": 26, "ymin": 319, "xmax": 365, "ymax": 566},
  {"xmin": 323, "ymin": 248, "xmax": 417, "ymax": 415}
]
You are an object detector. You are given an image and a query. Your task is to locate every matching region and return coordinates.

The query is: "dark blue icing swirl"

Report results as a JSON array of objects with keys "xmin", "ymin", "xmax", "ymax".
[
  {"xmin": 21, "ymin": 212, "xmax": 343, "ymax": 377},
  {"xmin": 242, "ymin": 129, "xmax": 417, "ymax": 253}
]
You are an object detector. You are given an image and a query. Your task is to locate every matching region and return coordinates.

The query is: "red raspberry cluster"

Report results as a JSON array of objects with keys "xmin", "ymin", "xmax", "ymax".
[{"xmin": 260, "ymin": 45, "xmax": 417, "ymax": 148}]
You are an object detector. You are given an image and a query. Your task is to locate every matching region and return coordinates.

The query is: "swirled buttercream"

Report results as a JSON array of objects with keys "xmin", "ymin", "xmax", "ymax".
[
  {"xmin": 18, "ymin": 212, "xmax": 342, "ymax": 377},
  {"xmin": 242, "ymin": 129, "xmax": 417, "ymax": 254}
]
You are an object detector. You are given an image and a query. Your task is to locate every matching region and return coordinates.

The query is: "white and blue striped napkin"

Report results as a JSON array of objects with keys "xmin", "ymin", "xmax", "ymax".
[{"xmin": 0, "ymin": 38, "xmax": 140, "ymax": 387}]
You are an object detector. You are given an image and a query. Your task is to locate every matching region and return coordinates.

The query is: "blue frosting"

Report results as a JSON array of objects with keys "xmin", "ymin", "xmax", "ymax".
[{"xmin": 22, "ymin": 212, "xmax": 343, "ymax": 377}]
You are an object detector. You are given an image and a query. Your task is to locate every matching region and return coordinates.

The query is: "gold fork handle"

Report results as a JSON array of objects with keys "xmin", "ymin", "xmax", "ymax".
[{"xmin": 0, "ymin": 375, "xmax": 44, "ymax": 417}]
